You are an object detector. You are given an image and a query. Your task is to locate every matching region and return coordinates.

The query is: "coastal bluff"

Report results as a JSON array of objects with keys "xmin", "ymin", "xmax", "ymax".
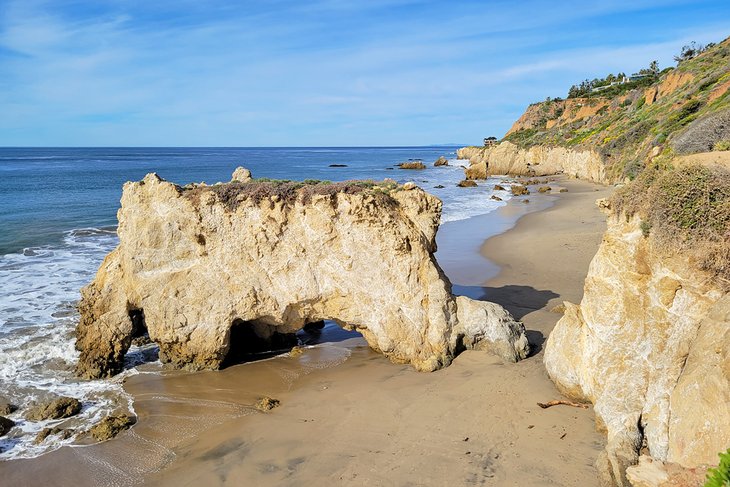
[
  {"xmin": 544, "ymin": 212, "xmax": 729, "ymax": 486},
  {"xmin": 75, "ymin": 170, "xmax": 530, "ymax": 379},
  {"xmin": 457, "ymin": 142, "xmax": 607, "ymax": 184}
]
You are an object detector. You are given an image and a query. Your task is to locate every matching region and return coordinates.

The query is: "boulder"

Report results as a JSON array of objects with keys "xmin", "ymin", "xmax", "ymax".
[
  {"xmin": 0, "ymin": 398, "xmax": 17, "ymax": 416},
  {"xmin": 510, "ymin": 185, "xmax": 529, "ymax": 196},
  {"xmin": 537, "ymin": 186, "xmax": 552, "ymax": 193},
  {"xmin": 490, "ymin": 195, "xmax": 503, "ymax": 202},
  {"xmin": 402, "ymin": 182, "xmax": 417, "ymax": 190},
  {"xmin": 398, "ymin": 161, "xmax": 426, "ymax": 169},
  {"xmin": 0, "ymin": 416, "xmax": 15, "ymax": 437},
  {"xmin": 24, "ymin": 397, "xmax": 82, "ymax": 421},
  {"xmin": 89, "ymin": 414, "xmax": 136, "ymax": 441},
  {"xmin": 457, "ymin": 180, "xmax": 478, "ymax": 188},
  {"xmin": 231, "ymin": 167, "xmax": 252, "ymax": 183},
  {"xmin": 255, "ymin": 397, "xmax": 280, "ymax": 412},
  {"xmin": 493, "ymin": 184, "xmax": 506, "ymax": 191},
  {"xmin": 75, "ymin": 173, "xmax": 530, "ymax": 378},
  {"xmin": 433, "ymin": 156, "xmax": 449, "ymax": 166}
]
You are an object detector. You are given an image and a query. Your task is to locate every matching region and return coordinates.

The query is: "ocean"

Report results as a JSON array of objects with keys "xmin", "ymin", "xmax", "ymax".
[{"xmin": 0, "ymin": 146, "xmax": 511, "ymax": 459}]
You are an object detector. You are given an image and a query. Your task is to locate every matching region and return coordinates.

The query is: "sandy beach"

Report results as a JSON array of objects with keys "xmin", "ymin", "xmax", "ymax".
[{"xmin": 2, "ymin": 177, "xmax": 614, "ymax": 486}]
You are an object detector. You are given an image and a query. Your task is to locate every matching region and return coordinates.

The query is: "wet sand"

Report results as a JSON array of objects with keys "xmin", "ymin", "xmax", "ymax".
[{"xmin": 2, "ymin": 176, "xmax": 613, "ymax": 486}]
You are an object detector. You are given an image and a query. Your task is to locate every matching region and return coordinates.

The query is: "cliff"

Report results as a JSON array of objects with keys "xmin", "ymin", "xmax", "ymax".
[
  {"xmin": 543, "ymin": 164, "xmax": 730, "ymax": 486},
  {"xmin": 75, "ymin": 170, "xmax": 530, "ymax": 379},
  {"xmin": 457, "ymin": 142, "xmax": 606, "ymax": 183},
  {"xmin": 462, "ymin": 36, "xmax": 730, "ymax": 183}
]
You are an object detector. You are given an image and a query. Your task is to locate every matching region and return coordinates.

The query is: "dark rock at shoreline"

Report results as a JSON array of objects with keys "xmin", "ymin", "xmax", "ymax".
[
  {"xmin": 523, "ymin": 199, "xmax": 530, "ymax": 204},
  {"xmin": 0, "ymin": 416, "xmax": 15, "ymax": 437},
  {"xmin": 493, "ymin": 184, "xmax": 506, "ymax": 191},
  {"xmin": 385, "ymin": 167, "xmax": 394, "ymax": 170},
  {"xmin": 490, "ymin": 195, "xmax": 503, "ymax": 201},
  {"xmin": 24, "ymin": 397, "xmax": 82, "ymax": 421},
  {"xmin": 560, "ymin": 188, "xmax": 569, "ymax": 193},
  {"xmin": 511, "ymin": 185, "xmax": 529, "ymax": 196},
  {"xmin": 329, "ymin": 164, "xmax": 348, "ymax": 167},
  {"xmin": 538, "ymin": 186, "xmax": 552, "ymax": 193},
  {"xmin": 0, "ymin": 398, "xmax": 18, "ymax": 416},
  {"xmin": 303, "ymin": 321, "xmax": 325, "ymax": 332},
  {"xmin": 434, "ymin": 185, "xmax": 445, "ymax": 189},
  {"xmin": 90, "ymin": 414, "xmax": 136, "ymax": 441},
  {"xmin": 457, "ymin": 180, "xmax": 477, "ymax": 188},
  {"xmin": 434, "ymin": 156, "xmax": 449, "ymax": 166}
]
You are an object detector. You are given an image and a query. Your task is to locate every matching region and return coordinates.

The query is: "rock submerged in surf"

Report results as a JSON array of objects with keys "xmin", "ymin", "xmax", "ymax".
[
  {"xmin": 0, "ymin": 398, "xmax": 18, "ymax": 415},
  {"xmin": 0, "ymin": 416, "xmax": 15, "ymax": 437},
  {"xmin": 24, "ymin": 396, "xmax": 82, "ymax": 421}
]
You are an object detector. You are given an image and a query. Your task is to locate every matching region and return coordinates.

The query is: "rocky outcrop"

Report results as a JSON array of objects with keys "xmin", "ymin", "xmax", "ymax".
[
  {"xmin": 24, "ymin": 397, "xmax": 82, "ymax": 421},
  {"xmin": 544, "ymin": 215, "xmax": 729, "ymax": 486},
  {"xmin": 89, "ymin": 414, "xmax": 136, "ymax": 441},
  {"xmin": 457, "ymin": 142, "xmax": 607, "ymax": 184},
  {"xmin": 76, "ymin": 170, "xmax": 530, "ymax": 379},
  {"xmin": 433, "ymin": 156, "xmax": 449, "ymax": 166},
  {"xmin": 0, "ymin": 416, "xmax": 15, "ymax": 437}
]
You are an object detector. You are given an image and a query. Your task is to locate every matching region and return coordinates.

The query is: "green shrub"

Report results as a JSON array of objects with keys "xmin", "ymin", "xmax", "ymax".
[
  {"xmin": 636, "ymin": 96, "xmax": 646, "ymax": 109},
  {"xmin": 714, "ymin": 140, "xmax": 730, "ymax": 151},
  {"xmin": 705, "ymin": 449, "xmax": 730, "ymax": 487}
]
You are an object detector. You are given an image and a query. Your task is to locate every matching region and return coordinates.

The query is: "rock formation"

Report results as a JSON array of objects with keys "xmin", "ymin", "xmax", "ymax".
[
  {"xmin": 433, "ymin": 156, "xmax": 449, "ymax": 166},
  {"xmin": 24, "ymin": 397, "xmax": 82, "ymax": 421},
  {"xmin": 544, "ymin": 215, "xmax": 729, "ymax": 486},
  {"xmin": 457, "ymin": 142, "xmax": 607, "ymax": 184},
  {"xmin": 76, "ymin": 170, "xmax": 530, "ymax": 379}
]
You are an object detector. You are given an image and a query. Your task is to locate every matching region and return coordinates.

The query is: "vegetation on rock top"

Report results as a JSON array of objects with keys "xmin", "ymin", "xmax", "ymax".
[{"xmin": 503, "ymin": 36, "xmax": 730, "ymax": 181}]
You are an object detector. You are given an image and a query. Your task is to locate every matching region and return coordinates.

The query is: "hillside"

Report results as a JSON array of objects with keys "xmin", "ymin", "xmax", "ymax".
[{"xmin": 501, "ymin": 36, "xmax": 730, "ymax": 182}]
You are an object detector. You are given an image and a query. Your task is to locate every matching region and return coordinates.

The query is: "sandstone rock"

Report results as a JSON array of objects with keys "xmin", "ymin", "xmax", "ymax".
[
  {"xmin": 90, "ymin": 414, "xmax": 136, "ymax": 441},
  {"xmin": 544, "ymin": 215, "xmax": 728, "ymax": 485},
  {"xmin": 0, "ymin": 416, "xmax": 15, "ymax": 437},
  {"xmin": 626, "ymin": 455, "xmax": 708, "ymax": 487},
  {"xmin": 433, "ymin": 156, "xmax": 449, "ymax": 166},
  {"xmin": 522, "ymin": 199, "xmax": 530, "ymax": 204},
  {"xmin": 34, "ymin": 427, "xmax": 74, "ymax": 444},
  {"xmin": 25, "ymin": 397, "xmax": 82, "ymax": 421},
  {"xmin": 559, "ymin": 188, "xmax": 568, "ymax": 193},
  {"xmin": 75, "ymin": 173, "xmax": 530, "ymax": 378},
  {"xmin": 537, "ymin": 186, "xmax": 551, "ymax": 193},
  {"xmin": 510, "ymin": 185, "xmax": 529, "ymax": 196},
  {"xmin": 457, "ymin": 180, "xmax": 477, "ymax": 188},
  {"xmin": 398, "ymin": 161, "xmax": 426, "ymax": 169},
  {"xmin": 457, "ymin": 142, "xmax": 607, "ymax": 183},
  {"xmin": 402, "ymin": 182, "xmax": 417, "ymax": 190},
  {"xmin": 595, "ymin": 197, "xmax": 611, "ymax": 211},
  {"xmin": 493, "ymin": 184, "xmax": 506, "ymax": 191},
  {"xmin": 256, "ymin": 396, "xmax": 280, "ymax": 412},
  {"xmin": 231, "ymin": 167, "xmax": 252, "ymax": 183}
]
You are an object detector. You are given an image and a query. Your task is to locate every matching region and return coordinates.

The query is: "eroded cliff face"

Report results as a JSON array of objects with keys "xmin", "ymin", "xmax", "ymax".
[
  {"xmin": 543, "ymin": 214, "xmax": 729, "ymax": 486},
  {"xmin": 457, "ymin": 142, "xmax": 607, "ymax": 184},
  {"xmin": 76, "ymin": 171, "xmax": 530, "ymax": 379}
]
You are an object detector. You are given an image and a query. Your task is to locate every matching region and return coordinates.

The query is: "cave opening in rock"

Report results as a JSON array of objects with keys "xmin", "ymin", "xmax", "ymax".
[
  {"xmin": 223, "ymin": 319, "xmax": 364, "ymax": 367},
  {"xmin": 125, "ymin": 308, "xmax": 159, "ymax": 365}
]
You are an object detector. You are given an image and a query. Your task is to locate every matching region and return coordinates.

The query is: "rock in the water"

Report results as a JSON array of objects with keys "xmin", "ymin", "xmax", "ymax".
[
  {"xmin": 544, "ymin": 215, "xmax": 730, "ymax": 485},
  {"xmin": 34, "ymin": 427, "xmax": 73, "ymax": 444},
  {"xmin": 559, "ymin": 188, "xmax": 568, "ymax": 193},
  {"xmin": 457, "ymin": 180, "xmax": 477, "ymax": 188},
  {"xmin": 329, "ymin": 164, "xmax": 348, "ymax": 167},
  {"xmin": 24, "ymin": 397, "xmax": 82, "ymax": 421},
  {"xmin": 0, "ymin": 416, "xmax": 15, "ymax": 437},
  {"xmin": 537, "ymin": 186, "xmax": 552, "ymax": 193},
  {"xmin": 0, "ymin": 398, "xmax": 17, "ymax": 416},
  {"xmin": 75, "ymin": 174, "xmax": 530, "ymax": 379},
  {"xmin": 493, "ymin": 184, "xmax": 506, "ymax": 191},
  {"xmin": 490, "ymin": 195, "xmax": 503, "ymax": 202},
  {"xmin": 231, "ymin": 166, "xmax": 252, "ymax": 183},
  {"xmin": 510, "ymin": 185, "xmax": 529, "ymax": 196},
  {"xmin": 90, "ymin": 414, "xmax": 136, "ymax": 441},
  {"xmin": 433, "ymin": 185, "xmax": 445, "ymax": 189},
  {"xmin": 255, "ymin": 396, "xmax": 280, "ymax": 411},
  {"xmin": 433, "ymin": 156, "xmax": 449, "ymax": 166},
  {"xmin": 398, "ymin": 161, "xmax": 426, "ymax": 169}
]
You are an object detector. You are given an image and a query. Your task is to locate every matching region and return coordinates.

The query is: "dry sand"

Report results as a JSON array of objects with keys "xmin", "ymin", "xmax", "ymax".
[{"xmin": 1, "ymin": 177, "xmax": 614, "ymax": 487}]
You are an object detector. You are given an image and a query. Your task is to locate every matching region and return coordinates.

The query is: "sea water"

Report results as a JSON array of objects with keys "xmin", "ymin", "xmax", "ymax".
[{"xmin": 0, "ymin": 147, "xmax": 511, "ymax": 459}]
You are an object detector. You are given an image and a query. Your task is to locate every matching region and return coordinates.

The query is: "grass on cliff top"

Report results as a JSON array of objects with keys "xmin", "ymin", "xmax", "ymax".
[
  {"xmin": 183, "ymin": 178, "xmax": 401, "ymax": 211},
  {"xmin": 611, "ymin": 164, "xmax": 730, "ymax": 287}
]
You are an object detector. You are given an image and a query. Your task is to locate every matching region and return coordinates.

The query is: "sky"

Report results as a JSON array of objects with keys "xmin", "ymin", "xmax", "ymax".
[{"xmin": 1, "ymin": 0, "xmax": 728, "ymax": 147}]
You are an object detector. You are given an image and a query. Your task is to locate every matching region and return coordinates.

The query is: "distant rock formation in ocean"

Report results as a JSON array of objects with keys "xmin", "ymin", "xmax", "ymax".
[{"xmin": 75, "ymin": 169, "xmax": 530, "ymax": 379}]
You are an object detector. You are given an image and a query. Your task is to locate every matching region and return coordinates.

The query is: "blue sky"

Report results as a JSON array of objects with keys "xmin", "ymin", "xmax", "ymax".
[{"xmin": 1, "ymin": 0, "xmax": 728, "ymax": 146}]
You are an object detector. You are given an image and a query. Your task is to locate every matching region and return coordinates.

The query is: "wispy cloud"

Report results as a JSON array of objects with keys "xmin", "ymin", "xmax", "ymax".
[{"xmin": 0, "ymin": 0, "xmax": 728, "ymax": 145}]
